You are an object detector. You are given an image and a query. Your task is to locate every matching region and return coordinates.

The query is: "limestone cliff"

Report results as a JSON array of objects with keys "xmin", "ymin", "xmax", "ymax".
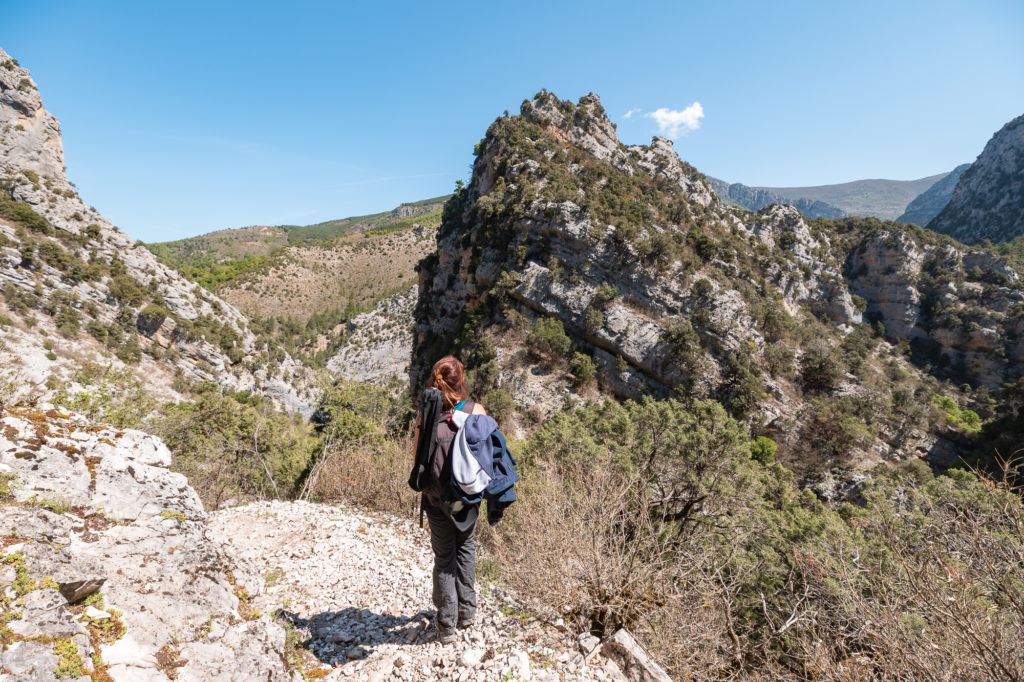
[
  {"xmin": 413, "ymin": 91, "xmax": 1023, "ymax": 469},
  {"xmin": 928, "ymin": 114, "xmax": 1024, "ymax": 244},
  {"xmin": 0, "ymin": 404, "xmax": 292, "ymax": 680},
  {"xmin": 0, "ymin": 47, "xmax": 315, "ymax": 416}
]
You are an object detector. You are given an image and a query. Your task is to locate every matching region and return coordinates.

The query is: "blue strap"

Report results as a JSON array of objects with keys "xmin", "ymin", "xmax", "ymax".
[{"xmin": 454, "ymin": 399, "xmax": 466, "ymax": 412}]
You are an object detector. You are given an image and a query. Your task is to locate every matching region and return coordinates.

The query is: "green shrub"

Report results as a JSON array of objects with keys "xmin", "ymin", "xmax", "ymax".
[
  {"xmin": 750, "ymin": 436, "xmax": 777, "ymax": 463},
  {"xmin": 107, "ymin": 274, "xmax": 146, "ymax": 306},
  {"xmin": 527, "ymin": 316, "xmax": 571, "ymax": 361},
  {"xmin": 933, "ymin": 394, "xmax": 982, "ymax": 433},
  {"xmin": 570, "ymin": 351, "xmax": 597, "ymax": 387},
  {"xmin": 55, "ymin": 305, "xmax": 80, "ymax": 338},
  {"xmin": 592, "ymin": 282, "xmax": 618, "ymax": 308},
  {"xmin": 800, "ymin": 343, "xmax": 844, "ymax": 391},
  {"xmin": 0, "ymin": 195, "xmax": 52, "ymax": 235},
  {"xmin": 116, "ymin": 338, "xmax": 142, "ymax": 364},
  {"xmin": 763, "ymin": 344, "xmax": 795, "ymax": 378},
  {"xmin": 152, "ymin": 382, "xmax": 321, "ymax": 508},
  {"xmin": 484, "ymin": 388, "xmax": 515, "ymax": 425},
  {"xmin": 50, "ymin": 365, "xmax": 156, "ymax": 428},
  {"xmin": 137, "ymin": 303, "xmax": 170, "ymax": 330},
  {"xmin": 583, "ymin": 306, "xmax": 603, "ymax": 331}
]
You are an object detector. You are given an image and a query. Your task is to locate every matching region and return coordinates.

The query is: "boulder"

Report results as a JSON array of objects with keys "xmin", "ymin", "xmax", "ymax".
[{"xmin": 601, "ymin": 629, "xmax": 673, "ymax": 682}]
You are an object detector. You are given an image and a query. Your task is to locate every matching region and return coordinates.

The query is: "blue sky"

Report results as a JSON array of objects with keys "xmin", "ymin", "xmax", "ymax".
[{"xmin": 2, "ymin": 0, "xmax": 1023, "ymax": 242}]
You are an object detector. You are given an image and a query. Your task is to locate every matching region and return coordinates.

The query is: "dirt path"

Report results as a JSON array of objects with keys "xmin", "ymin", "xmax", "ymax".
[{"xmin": 210, "ymin": 500, "xmax": 623, "ymax": 681}]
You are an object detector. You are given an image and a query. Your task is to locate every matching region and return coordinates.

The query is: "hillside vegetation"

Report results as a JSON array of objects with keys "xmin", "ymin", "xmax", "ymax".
[
  {"xmin": 145, "ymin": 201, "xmax": 443, "ymax": 367},
  {"xmin": 225, "ymin": 227, "xmax": 435, "ymax": 367},
  {"xmin": 145, "ymin": 195, "xmax": 447, "ymax": 290}
]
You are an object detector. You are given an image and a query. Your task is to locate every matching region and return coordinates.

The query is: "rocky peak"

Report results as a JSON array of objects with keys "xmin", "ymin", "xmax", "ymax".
[
  {"xmin": 520, "ymin": 90, "xmax": 624, "ymax": 167},
  {"xmin": 0, "ymin": 49, "xmax": 65, "ymax": 184},
  {"xmin": 628, "ymin": 136, "xmax": 716, "ymax": 207},
  {"xmin": 0, "ymin": 46, "xmax": 316, "ymax": 415},
  {"xmin": 415, "ymin": 90, "xmax": 1023, "ymax": 467},
  {"xmin": 928, "ymin": 114, "xmax": 1024, "ymax": 244}
]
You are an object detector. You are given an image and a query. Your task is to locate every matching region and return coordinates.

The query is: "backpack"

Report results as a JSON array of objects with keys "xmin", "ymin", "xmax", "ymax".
[
  {"xmin": 408, "ymin": 388, "xmax": 443, "ymax": 493},
  {"xmin": 414, "ymin": 397, "xmax": 519, "ymax": 528}
]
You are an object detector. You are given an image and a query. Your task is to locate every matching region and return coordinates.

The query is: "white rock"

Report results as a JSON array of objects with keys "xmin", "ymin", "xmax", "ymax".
[{"xmin": 86, "ymin": 605, "xmax": 112, "ymax": 620}]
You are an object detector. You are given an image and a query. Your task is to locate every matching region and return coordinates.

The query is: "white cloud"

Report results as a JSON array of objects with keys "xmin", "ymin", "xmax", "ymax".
[
  {"xmin": 623, "ymin": 108, "xmax": 641, "ymax": 119},
  {"xmin": 645, "ymin": 102, "xmax": 704, "ymax": 139}
]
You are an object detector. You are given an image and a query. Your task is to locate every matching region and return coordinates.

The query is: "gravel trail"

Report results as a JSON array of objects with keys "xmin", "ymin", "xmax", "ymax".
[{"xmin": 210, "ymin": 500, "xmax": 623, "ymax": 681}]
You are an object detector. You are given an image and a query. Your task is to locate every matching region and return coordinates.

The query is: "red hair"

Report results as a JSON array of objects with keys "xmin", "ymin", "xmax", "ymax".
[{"xmin": 429, "ymin": 356, "xmax": 469, "ymax": 411}]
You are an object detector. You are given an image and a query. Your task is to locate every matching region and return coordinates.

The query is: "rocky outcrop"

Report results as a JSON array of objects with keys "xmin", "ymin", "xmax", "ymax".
[
  {"xmin": 413, "ymin": 90, "xmax": 1023, "ymax": 468},
  {"xmin": 0, "ymin": 47, "xmax": 316, "ymax": 416},
  {"xmin": 928, "ymin": 114, "xmax": 1024, "ymax": 244},
  {"xmin": 0, "ymin": 405, "xmax": 292, "ymax": 681},
  {"xmin": 414, "ymin": 92, "xmax": 861, "ymax": 404},
  {"xmin": 846, "ymin": 230, "xmax": 1023, "ymax": 385},
  {"xmin": 897, "ymin": 163, "xmax": 970, "ymax": 227},
  {"xmin": 327, "ymin": 285, "xmax": 417, "ymax": 384}
]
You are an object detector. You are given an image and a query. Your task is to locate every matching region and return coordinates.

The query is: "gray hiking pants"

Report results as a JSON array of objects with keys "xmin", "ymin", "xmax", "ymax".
[{"xmin": 423, "ymin": 500, "xmax": 477, "ymax": 630}]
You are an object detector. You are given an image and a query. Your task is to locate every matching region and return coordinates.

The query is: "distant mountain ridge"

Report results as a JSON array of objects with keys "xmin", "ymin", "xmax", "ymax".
[
  {"xmin": 709, "ymin": 172, "xmax": 952, "ymax": 220},
  {"xmin": 897, "ymin": 163, "xmax": 970, "ymax": 226},
  {"xmin": 146, "ymin": 196, "xmax": 446, "ymax": 293},
  {"xmin": 149, "ymin": 195, "xmax": 448, "ymax": 262},
  {"xmin": 927, "ymin": 113, "xmax": 1024, "ymax": 245}
]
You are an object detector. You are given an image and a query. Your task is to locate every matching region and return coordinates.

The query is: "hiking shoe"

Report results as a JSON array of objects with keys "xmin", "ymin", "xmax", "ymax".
[
  {"xmin": 457, "ymin": 615, "xmax": 475, "ymax": 630},
  {"xmin": 433, "ymin": 617, "xmax": 456, "ymax": 644}
]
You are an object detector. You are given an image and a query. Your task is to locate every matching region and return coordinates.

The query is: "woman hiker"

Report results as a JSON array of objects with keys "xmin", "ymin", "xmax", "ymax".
[{"xmin": 413, "ymin": 355, "xmax": 492, "ymax": 644}]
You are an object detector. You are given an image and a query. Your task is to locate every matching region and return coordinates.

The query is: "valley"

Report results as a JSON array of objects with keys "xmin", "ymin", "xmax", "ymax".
[{"xmin": 2, "ymin": 43, "xmax": 1024, "ymax": 682}]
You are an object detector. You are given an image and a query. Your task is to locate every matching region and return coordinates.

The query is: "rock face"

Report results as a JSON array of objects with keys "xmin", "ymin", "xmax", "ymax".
[
  {"xmin": 897, "ymin": 163, "xmax": 970, "ymax": 227},
  {"xmin": 327, "ymin": 285, "xmax": 417, "ymax": 384},
  {"xmin": 416, "ymin": 92, "xmax": 857, "ymax": 399},
  {"xmin": 0, "ymin": 405, "xmax": 292, "ymax": 681},
  {"xmin": 928, "ymin": 114, "xmax": 1024, "ymax": 244},
  {"xmin": 845, "ymin": 231, "xmax": 1023, "ymax": 385},
  {"xmin": 0, "ymin": 46, "xmax": 315, "ymax": 416},
  {"xmin": 413, "ymin": 90, "xmax": 1023, "ymax": 465}
]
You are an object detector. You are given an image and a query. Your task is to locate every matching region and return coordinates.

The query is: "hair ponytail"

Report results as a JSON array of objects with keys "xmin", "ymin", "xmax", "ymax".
[{"xmin": 429, "ymin": 356, "xmax": 469, "ymax": 411}]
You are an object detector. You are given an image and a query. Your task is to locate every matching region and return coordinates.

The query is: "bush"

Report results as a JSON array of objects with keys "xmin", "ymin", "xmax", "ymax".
[
  {"xmin": 592, "ymin": 282, "xmax": 618, "ymax": 308},
  {"xmin": 583, "ymin": 305, "xmax": 603, "ymax": 331},
  {"xmin": 800, "ymin": 342, "xmax": 844, "ymax": 391},
  {"xmin": 0, "ymin": 195, "xmax": 52, "ymax": 235},
  {"xmin": 116, "ymin": 338, "xmax": 142, "ymax": 364},
  {"xmin": 483, "ymin": 388, "xmax": 515, "ymax": 425},
  {"xmin": 570, "ymin": 351, "xmax": 597, "ymax": 387},
  {"xmin": 107, "ymin": 274, "xmax": 146, "ymax": 306},
  {"xmin": 55, "ymin": 305, "xmax": 80, "ymax": 338},
  {"xmin": 302, "ymin": 379, "xmax": 413, "ymax": 511},
  {"xmin": 136, "ymin": 303, "xmax": 170, "ymax": 331},
  {"xmin": 50, "ymin": 365, "xmax": 156, "ymax": 429},
  {"xmin": 152, "ymin": 382, "xmax": 320, "ymax": 508},
  {"xmin": 750, "ymin": 435, "xmax": 777, "ymax": 463},
  {"xmin": 487, "ymin": 398, "xmax": 758, "ymax": 642},
  {"xmin": 527, "ymin": 316, "xmax": 571, "ymax": 362},
  {"xmin": 487, "ymin": 395, "xmax": 1024, "ymax": 679}
]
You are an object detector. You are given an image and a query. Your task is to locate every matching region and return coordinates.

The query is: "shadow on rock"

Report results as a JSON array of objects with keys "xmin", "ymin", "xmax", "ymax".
[{"xmin": 279, "ymin": 607, "xmax": 435, "ymax": 665}]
